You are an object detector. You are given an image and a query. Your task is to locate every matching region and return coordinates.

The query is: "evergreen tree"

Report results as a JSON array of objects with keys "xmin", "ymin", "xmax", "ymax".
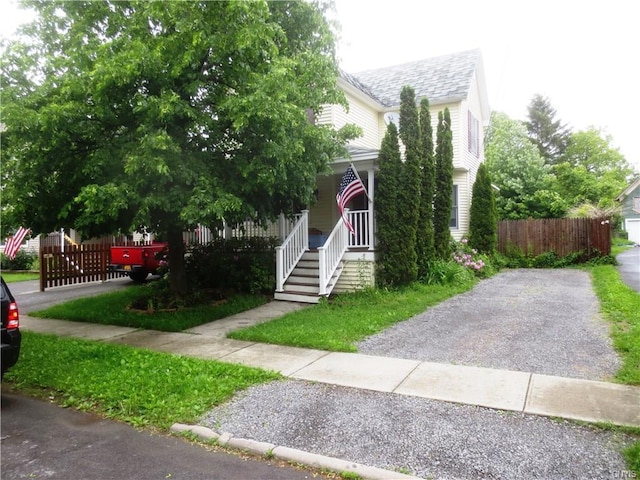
[
  {"xmin": 397, "ymin": 86, "xmax": 422, "ymax": 284},
  {"xmin": 525, "ymin": 94, "xmax": 570, "ymax": 165},
  {"xmin": 433, "ymin": 108, "xmax": 454, "ymax": 260},
  {"xmin": 417, "ymin": 97, "xmax": 436, "ymax": 278},
  {"xmin": 468, "ymin": 163, "xmax": 497, "ymax": 254},
  {"xmin": 375, "ymin": 122, "xmax": 404, "ymax": 287}
]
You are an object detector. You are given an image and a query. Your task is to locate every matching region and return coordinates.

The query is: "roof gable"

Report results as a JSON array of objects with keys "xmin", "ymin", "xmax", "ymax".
[
  {"xmin": 345, "ymin": 49, "xmax": 482, "ymax": 108},
  {"xmin": 617, "ymin": 176, "xmax": 640, "ymax": 201}
]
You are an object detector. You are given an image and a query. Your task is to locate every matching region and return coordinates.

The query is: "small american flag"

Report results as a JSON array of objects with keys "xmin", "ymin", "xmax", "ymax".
[
  {"xmin": 4, "ymin": 227, "xmax": 30, "ymax": 260},
  {"xmin": 336, "ymin": 164, "xmax": 366, "ymax": 235}
]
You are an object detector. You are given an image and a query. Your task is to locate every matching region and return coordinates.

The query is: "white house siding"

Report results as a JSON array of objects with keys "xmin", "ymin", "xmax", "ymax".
[
  {"xmin": 308, "ymin": 175, "xmax": 338, "ymax": 235},
  {"xmin": 452, "ymin": 170, "xmax": 472, "ymax": 241},
  {"xmin": 333, "ymin": 251, "xmax": 375, "ymax": 293},
  {"xmin": 319, "ymin": 92, "xmax": 379, "ymax": 150},
  {"xmin": 461, "ymin": 87, "xmax": 486, "ymax": 181}
]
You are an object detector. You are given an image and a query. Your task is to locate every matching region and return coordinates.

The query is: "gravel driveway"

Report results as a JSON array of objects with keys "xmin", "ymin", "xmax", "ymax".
[
  {"xmin": 358, "ymin": 269, "xmax": 620, "ymax": 380},
  {"xmin": 201, "ymin": 269, "xmax": 633, "ymax": 479}
]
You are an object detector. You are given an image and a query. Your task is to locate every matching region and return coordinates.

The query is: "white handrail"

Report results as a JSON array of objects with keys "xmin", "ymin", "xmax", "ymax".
[
  {"xmin": 275, "ymin": 210, "xmax": 309, "ymax": 292},
  {"xmin": 318, "ymin": 213, "xmax": 349, "ymax": 296}
]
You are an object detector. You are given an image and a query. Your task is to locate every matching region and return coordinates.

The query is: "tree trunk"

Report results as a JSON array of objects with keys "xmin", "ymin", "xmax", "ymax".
[{"xmin": 167, "ymin": 226, "xmax": 187, "ymax": 299}]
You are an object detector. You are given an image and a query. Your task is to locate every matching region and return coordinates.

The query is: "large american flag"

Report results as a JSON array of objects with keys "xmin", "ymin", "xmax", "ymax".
[
  {"xmin": 336, "ymin": 164, "xmax": 366, "ymax": 235},
  {"xmin": 4, "ymin": 227, "xmax": 30, "ymax": 260}
]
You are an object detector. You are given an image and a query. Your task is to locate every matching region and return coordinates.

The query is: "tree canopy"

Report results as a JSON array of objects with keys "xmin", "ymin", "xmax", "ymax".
[
  {"xmin": 487, "ymin": 110, "xmax": 634, "ymax": 220},
  {"xmin": 555, "ymin": 127, "xmax": 634, "ymax": 209},
  {"xmin": 485, "ymin": 112, "xmax": 566, "ymax": 219},
  {"xmin": 1, "ymin": 0, "xmax": 355, "ymax": 295}
]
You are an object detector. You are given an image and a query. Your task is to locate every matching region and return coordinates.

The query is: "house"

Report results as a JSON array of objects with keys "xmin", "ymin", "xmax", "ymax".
[
  {"xmin": 274, "ymin": 49, "xmax": 491, "ymax": 303},
  {"xmin": 616, "ymin": 176, "xmax": 640, "ymax": 244}
]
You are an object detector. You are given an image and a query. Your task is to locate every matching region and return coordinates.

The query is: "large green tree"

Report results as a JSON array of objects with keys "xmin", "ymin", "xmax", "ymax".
[
  {"xmin": 396, "ymin": 86, "xmax": 421, "ymax": 284},
  {"xmin": 374, "ymin": 122, "xmax": 403, "ymax": 287},
  {"xmin": 1, "ymin": 0, "xmax": 354, "ymax": 297},
  {"xmin": 433, "ymin": 108, "xmax": 453, "ymax": 260},
  {"xmin": 525, "ymin": 94, "xmax": 570, "ymax": 165},
  {"xmin": 417, "ymin": 97, "xmax": 436, "ymax": 277},
  {"xmin": 554, "ymin": 128, "xmax": 634, "ymax": 209},
  {"xmin": 485, "ymin": 112, "xmax": 566, "ymax": 219}
]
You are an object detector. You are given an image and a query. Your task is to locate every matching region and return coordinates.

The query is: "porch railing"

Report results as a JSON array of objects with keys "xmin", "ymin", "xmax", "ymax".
[
  {"xmin": 275, "ymin": 210, "xmax": 309, "ymax": 292},
  {"xmin": 318, "ymin": 214, "xmax": 349, "ymax": 296},
  {"xmin": 347, "ymin": 210, "xmax": 371, "ymax": 249}
]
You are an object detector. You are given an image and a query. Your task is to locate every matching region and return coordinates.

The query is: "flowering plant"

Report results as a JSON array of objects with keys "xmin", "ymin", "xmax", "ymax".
[{"xmin": 453, "ymin": 238, "xmax": 486, "ymax": 273}]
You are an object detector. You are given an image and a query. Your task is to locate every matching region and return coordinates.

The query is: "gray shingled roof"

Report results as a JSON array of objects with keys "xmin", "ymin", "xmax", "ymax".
[{"xmin": 343, "ymin": 49, "xmax": 481, "ymax": 108}]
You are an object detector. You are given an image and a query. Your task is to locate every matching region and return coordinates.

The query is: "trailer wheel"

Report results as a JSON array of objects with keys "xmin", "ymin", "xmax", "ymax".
[{"xmin": 128, "ymin": 269, "xmax": 148, "ymax": 283}]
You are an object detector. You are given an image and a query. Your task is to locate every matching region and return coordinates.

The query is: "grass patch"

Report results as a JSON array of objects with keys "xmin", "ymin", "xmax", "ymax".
[
  {"xmin": 229, "ymin": 281, "xmax": 476, "ymax": 352},
  {"xmin": 4, "ymin": 331, "xmax": 280, "ymax": 429},
  {"xmin": 2, "ymin": 271, "xmax": 39, "ymax": 283},
  {"xmin": 29, "ymin": 285, "xmax": 268, "ymax": 332},
  {"xmin": 611, "ymin": 237, "xmax": 636, "ymax": 257},
  {"xmin": 624, "ymin": 442, "xmax": 640, "ymax": 475},
  {"xmin": 589, "ymin": 264, "xmax": 640, "ymax": 385}
]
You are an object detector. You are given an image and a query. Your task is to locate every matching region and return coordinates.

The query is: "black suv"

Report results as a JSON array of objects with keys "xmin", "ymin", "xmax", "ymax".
[{"xmin": 1, "ymin": 277, "xmax": 21, "ymax": 378}]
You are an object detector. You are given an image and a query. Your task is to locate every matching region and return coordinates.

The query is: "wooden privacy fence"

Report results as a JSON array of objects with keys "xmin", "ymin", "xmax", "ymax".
[
  {"xmin": 497, "ymin": 217, "xmax": 611, "ymax": 258},
  {"xmin": 39, "ymin": 243, "xmax": 123, "ymax": 291}
]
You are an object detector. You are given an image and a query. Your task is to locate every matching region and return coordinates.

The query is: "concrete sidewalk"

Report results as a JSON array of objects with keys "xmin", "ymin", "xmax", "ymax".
[{"xmin": 21, "ymin": 304, "xmax": 640, "ymax": 428}]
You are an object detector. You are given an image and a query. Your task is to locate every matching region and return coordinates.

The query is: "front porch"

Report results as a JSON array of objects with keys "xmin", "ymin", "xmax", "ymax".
[{"xmin": 274, "ymin": 208, "xmax": 375, "ymax": 304}]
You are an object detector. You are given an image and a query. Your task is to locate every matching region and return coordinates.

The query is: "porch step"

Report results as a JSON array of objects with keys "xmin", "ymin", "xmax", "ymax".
[
  {"xmin": 274, "ymin": 291, "xmax": 323, "ymax": 304},
  {"xmin": 276, "ymin": 261, "xmax": 344, "ymax": 304}
]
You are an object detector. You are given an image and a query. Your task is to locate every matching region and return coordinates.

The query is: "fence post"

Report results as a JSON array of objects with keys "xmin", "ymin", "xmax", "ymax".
[{"xmin": 39, "ymin": 247, "xmax": 46, "ymax": 292}]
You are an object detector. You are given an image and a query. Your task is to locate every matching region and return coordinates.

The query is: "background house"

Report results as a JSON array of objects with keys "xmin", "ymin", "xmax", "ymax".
[
  {"xmin": 617, "ymin": 176, "xmax": 640, "ymax": 244},
  {"xmin": 275, "ymin": 49, "xmax": 491, "ymax": 302}
]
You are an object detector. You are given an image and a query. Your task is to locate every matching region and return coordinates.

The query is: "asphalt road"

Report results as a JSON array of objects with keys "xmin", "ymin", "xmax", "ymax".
[
  {"xmin": 617, "ymin": 246, "xmax": 640, "ymax": 292},
  {"xmin": 0, "ymin": 388, "xmax": 327, "ymax": 480}
]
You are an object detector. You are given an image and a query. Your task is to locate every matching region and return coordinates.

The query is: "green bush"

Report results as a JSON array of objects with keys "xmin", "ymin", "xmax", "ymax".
[
  {"xmin": 0, "ymin": 250, "xmax": 37, "ymax": 270},
  {"xmin": 498, "ymin": 247, "xmax": 614, "ymax": 269},
  {"xmin": 185, "ymin": 237, "xmax": 277, "ymax": 294},
  {"xmin": 422, "ymin": 260, "xmax": 474, "ymax": 286}
]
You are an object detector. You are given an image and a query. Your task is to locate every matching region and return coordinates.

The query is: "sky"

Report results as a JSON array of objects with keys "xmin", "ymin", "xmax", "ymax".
[
  {"xmin": 2, "ymin": 0, "xmax": 639, "ymax": 172},
  {"xmin": 332, "ymin": 0, "xmax": 640, "ymax": 172}
]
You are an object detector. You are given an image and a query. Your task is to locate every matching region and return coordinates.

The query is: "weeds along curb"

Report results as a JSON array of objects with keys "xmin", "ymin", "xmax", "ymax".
[{"xmin": 171, "ymin": 423, "xmax": 422, "ymax": 480}]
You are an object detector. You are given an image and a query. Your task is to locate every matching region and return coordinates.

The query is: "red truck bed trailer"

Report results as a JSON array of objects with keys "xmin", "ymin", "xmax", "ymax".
[{"xmin": 108, "ymin": 243, "xmax": 168, "ymax": 282}]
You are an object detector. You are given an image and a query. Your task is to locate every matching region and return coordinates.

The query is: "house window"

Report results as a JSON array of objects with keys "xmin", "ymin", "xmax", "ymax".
[
  {"xmin": 468, "ymin": 111, "xmax": 479, "ymax": 157},
  {"xmin": 450, "ymin": 185, "xmax": 458, "ymax": 228},
  {"xmin": 633, "ymin": 197, "xmax": 640, "ymax": 214}
]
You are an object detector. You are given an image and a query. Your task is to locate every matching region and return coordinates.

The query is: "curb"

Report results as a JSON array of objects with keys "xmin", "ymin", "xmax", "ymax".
[{"xmin": 171, "ymin": 423, "xmax": 421, "ymax": 480}]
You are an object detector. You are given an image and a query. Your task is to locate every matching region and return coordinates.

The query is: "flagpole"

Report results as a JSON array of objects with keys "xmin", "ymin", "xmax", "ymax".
[{"xmin": 349, "ymin": 163, "xmax": 372, "ymax": 203}]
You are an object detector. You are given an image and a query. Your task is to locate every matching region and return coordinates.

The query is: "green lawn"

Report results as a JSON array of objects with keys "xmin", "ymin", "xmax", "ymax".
[
  {"xmin": 30, "ymin": 286, "xmax": 268, "ymax": 332},
  {"xmin": 229, "ymin": 281, "xmax": 477, "ymax": 351},
  {"xmin": 4, "ymin": 332, "xmax": 280, "ymax": 429},
  {"xmin": 2, "ymin": 271, "xmax": 39, "ymax": 283},
  {"xmin": 589, "ymin": 264, "xmax": 640, "ymax": 385}
]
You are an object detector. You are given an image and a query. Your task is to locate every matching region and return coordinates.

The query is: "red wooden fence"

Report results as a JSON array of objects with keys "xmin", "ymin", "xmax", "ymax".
[{"xmin": 497, "ymin": 217, "xmax": 611, "ymax": 258}]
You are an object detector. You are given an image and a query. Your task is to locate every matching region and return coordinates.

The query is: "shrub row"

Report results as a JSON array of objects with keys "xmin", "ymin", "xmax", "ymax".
[
  {"xmin": 185, "ymin": 237, "xmax": 277, "ymax": 295},
  {"xmin": 0, "ymin": 250, "xmax": 38, "ymax": 271}
]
